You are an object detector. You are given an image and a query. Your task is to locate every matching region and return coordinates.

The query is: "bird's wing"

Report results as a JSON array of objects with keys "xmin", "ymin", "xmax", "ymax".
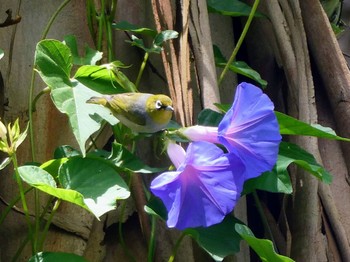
[{"xmin": 108, "ymin": 94, "xmax": 147, "ymax": 126}]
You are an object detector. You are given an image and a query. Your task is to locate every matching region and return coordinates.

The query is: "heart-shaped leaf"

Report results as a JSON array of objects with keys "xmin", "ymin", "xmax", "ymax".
[
  {"xmin": 235, "ymin": 224, "xmax": 295, "ymax": 262},
  {"xmin": 59, "ymin": 156, "xmax": 130, "ymax": 218}
]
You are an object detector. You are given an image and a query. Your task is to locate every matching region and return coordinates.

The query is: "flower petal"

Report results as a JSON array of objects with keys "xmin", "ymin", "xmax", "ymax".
[
  {"xmin": 150, "ymin": 142, "xmax": 245, "ymax": 229},
  {"xmin": 167, "ymin": 142, "xmax": 186, "ymax": 169},
  {"xmin": 218, "ymin": 82, "xmax": 281, "ymax": 178},
  {"xmin": 181, "ymin": 126, "xmax": 220, "ymax": 144}
]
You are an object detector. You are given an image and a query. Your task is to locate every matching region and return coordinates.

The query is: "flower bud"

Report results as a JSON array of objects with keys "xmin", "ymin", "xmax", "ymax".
[{"xmin": 0, "ymin": 120, "xmax": 7, "ymax": 141}]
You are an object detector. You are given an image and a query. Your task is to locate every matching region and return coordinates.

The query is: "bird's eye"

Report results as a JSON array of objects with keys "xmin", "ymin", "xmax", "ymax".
[{"xmin": 155, "ymin": 100, "xmax": 163, "ymax": 109}]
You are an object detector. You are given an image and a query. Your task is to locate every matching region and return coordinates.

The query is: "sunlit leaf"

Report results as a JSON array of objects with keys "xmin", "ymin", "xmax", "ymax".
[
  {"xmin": 235, "ymin": 224, "xmax": 295, "ymax": 262},
  {"xmin": 0, "ymin": 49, "xmax": 4, "ymax": 60},
  {"xmin": 18, "ymin": 165, "xmax": 90, "ymax": 211},
  {"xmin": 35, "ymin": 40, "xmax": 119, "ymax": 154},
  {"xmin": 35, "ymin": 39, "xmax": 72, "ymax": 89},
  {"xmin": 126, "ymin": 30, "xmax": 178, "ymax": 54},
  {"xmin": 276, "ymin": 111, "xmax": 350, "ymax": 141},
  {"xmin": 278, "ymin": 141, "xmax": 332, "ymax": 184},
  {"xmin": 112, "ymin": 20, "xmax": 157, "ymax": 37},
  {"xmin": 59, "ymin": 156, "xmax": 130, "ymax": 218},
  {"xmin": 0, "ymin": 157, "xmax": 11, "ymax": 171},
  {"xmin": 153, "ymin": 30, "xmax": 179, "ymax": 47},
  {"xmin": 75, "ymin": 63, "xmax": 135, "ymax": 94},
  {"xmin": 50, "ymin": 80, "xmax": 118, "ymax": 154},
  {"xmin": 40, "ymin": 158, "xmax": 69, "ymax": 180},
  {"xmin": 64, "ymin": 35, "xmax": 103, "ymax": 65}
]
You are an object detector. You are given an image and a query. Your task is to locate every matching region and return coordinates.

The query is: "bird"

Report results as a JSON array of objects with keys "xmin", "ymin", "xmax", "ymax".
[{"xmin": 87, "ymin": 93, "xmax": 174, "ymax": 133}]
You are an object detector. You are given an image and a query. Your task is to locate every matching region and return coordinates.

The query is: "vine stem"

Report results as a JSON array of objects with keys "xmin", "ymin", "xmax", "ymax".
[
  {"xmin": 26, "ymin": 0, "xmax": 72, "ymax": 254},
  {"xmin": 147, "ymin": 215, "xmax": 156, "ymax": 262},
  {"xmin": 135, "ymin": 52, "xmax": 149, "ymax": 90},
  {"xmin": 118, "ymin": 173, "xmax": 136, "ymax": 262},
  {"xmin": 168, "ymin": 232, "xmax": 186, "ymax": 262},
  {"xmin": 218, "ymin": 0, "xmax": 260, "ymax": 86},
  {"xmin": 11, "ymin": 153, "xmax": 34, "ymax": 253},
  {"xmin": 252, "ymin": 190, "xmax": 276, "ymax": 249},
  {"xmin": 29, "ymin": 0, "xmax": 72, "ymax": 162},
  {"xmin": 38, "ymin": 199, "xmax": 61, "ymax": 250}
]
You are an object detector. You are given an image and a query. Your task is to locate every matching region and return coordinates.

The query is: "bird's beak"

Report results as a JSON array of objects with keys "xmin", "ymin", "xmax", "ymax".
[{"xmin": 165, "ymin": 105, "xmax": 174, "ymax": 111}]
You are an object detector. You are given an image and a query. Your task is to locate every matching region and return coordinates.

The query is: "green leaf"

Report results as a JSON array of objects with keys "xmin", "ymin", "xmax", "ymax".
[
  {"xmin": 207, "ymin": 0, "xmax": 265, "ymax": 17},
  {"xmin": 109, "ymin": 142, "xmax": 164, "ymax": 173},
  {"xmin": 18, "ymin": 165, "xmax": 90, "ymax": 212},
  {"xmin": 59, "ymin": 156, "xmax": 130, "ymax": 218},
  {"xmin": 214, "ymin": 45, "xmax": 267, "ymax": 87},
  {"xmin": 144, "ymin": 196, "xmax": 168, "ymax": 220},
  {"xmin": 40, "ymin": 158, "xmax": 69, "ymax": 180},
  {"xmin": 278, "ymin": 141, "xmax": 332, "ymax": 184},
  {"xmin": 276, "ymin": 111, "xmax": 350, "ymax": 141},
  {"xmin": 0, "ymin": 157, "xmax": 11, "ymax": 171},
  {"xmin": 0, "ymin": 49, "xmax": 4, "ymax": 60},
  {"xmin": 29, "ymin": 251, "xmax": 88, "ymax": 262},
  {"xmin": 243, "ymin": 167, "xmax": 292, "ymax": 195},
  {"xmin": 54, "ymin": 145, "xmax": 81, "ymax": 158},
  {"xmin": 112, "ymin": 20, "xmax": 157, "ymax": 37},
  {"xmin": 214, "ymin": 103, "xmax": 231, "ymax": 113},
  {"xmin": 198, "ymin": 109, "xmax": 224, "ymax": 126},
  {"xmin": 186, "ymin": 216, "xmax": 243, "ymax": 261},
  {"xmin": 63, "ymin": 35, "xmax": 103, "ymax": 65},
  {"xmin": 19, "ymin": 165, "xmax": 57, "ymax": 187},
  {"xmin": 127, "ymin": 30, "xmax": 178, "ymax": 54},
  {"xmin": 127, "ymin": 35, "xmax": 159, "ymax": 53},
  {"xmin": 75, "ymin": 63, "xmax": 135, "ymax": 94},
  {"xmin": 50, "ymin": 80, "xmax": 118, "ymax": 155},
  {"xmin": 14, "ymin": 122, "xmax": 28, "ymax": 151},
  {"xmin": 153, "ymin": 30, "xmax": 179, "ymax": 47},
  {"xmin": 35, "ymin": 39, "xmax": 73, "ymax": 89},
  {"xmin": 235, "ymin": 224, "xmax": 295, "ymax": 262}
]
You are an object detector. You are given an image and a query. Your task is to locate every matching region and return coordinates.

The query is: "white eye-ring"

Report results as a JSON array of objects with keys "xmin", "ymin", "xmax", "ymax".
[{"xmin": 155, "ymin": 100, "xmax": 162, "ymax": 109}]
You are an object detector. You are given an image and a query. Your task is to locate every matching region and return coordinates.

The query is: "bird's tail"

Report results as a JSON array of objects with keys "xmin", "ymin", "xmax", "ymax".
[{"xmin": 86, "ymin": 96, "xmax": 108, "ymax": 106}]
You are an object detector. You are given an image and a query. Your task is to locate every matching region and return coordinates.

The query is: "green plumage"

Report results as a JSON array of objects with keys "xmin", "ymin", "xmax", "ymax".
[{"xmin": 87, "ymin": 93, "xmax": 173, "ymax": 133}]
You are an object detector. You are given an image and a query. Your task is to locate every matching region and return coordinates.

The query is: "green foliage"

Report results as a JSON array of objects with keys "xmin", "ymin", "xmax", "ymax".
[
  {"xmin": 109, "ymin": 142, "xmax": 165, "ymax": 173},
  {"xmin": 74, "ymin": 63, "xmax": 136, "ymax": 94},
  {"xmin": 243, "ymin": 165, "xmax": 293, "ymax": 195},
  {"xmin": 29, "ymin": 252, "xmax": 88, "ymax": 262},
  {"xmin": 113, "ymin": 21, "xmax": 178, "ymax": 54},
  {"xmin": 35, "ymin": 40, "xmax": 119, "ymax": 154},
  {"xmin": 186, "ymin": 217, "xmax": 243, "ymax": 261},
  {"xmin": 5, "ymin": 1, "xmax": 349, "ymax": 259},
  {"xmin": 112, "ymin": 20, "xmax": 157, "ymax": 37},
  {"xmin": 127, "ymin": 30, "xmax": 178, "ymax": 54},
  {"xmin": 235, "ymin": 224, "xmax": 295, "ymax": 262},
  {"xmin": 63, "ymin": 35, "xmax": 103, "ymax": 65},
  {"xmin": 198, "ymin": 108, "xmax": 224, "ymax": 126},
  {"xmin": 19, "ymin": 156, "xmax": 130, "ymax": 218},
  {"xmin": 276, "ymin": 111, "xmax": 350, "ymax": 141},
  {"xmin": 0, "ymin": 48, "xmax": 3, "ymax": 60},
  {"xmin": 35, "ymin": 40, "xmax": 72, "ymax": 89},
  {"xmin": 278, "ymin": 141, "xmax": 332, "ymax": 183},
  {"xmin": 214, "ymin": 45, "xmax": 267, "ymax": 87},
  {"xmin": 207, "ymin": 0, "xmax": 265, "ymax": 17}
]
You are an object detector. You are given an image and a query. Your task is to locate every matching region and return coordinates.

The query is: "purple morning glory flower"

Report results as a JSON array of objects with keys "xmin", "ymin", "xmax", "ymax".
[
  {"xmin": 183, "ymin": 82, "xmax": 281, "ymax": 179},
  {"xmin": 150, "ymin": 141, "xmax": 245, "ymax": 230}
]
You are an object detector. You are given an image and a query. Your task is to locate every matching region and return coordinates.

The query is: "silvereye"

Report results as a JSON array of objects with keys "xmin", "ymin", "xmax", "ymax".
[{"xmin": 87, "ymin": 93, "xmax": 174, "ymax": 133}]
